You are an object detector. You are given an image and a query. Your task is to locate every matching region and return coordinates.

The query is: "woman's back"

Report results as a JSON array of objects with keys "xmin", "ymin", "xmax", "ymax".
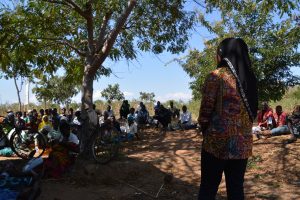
[{"xmin": 199, "ymin": 66, "xmax": 253, "ymax": 159}]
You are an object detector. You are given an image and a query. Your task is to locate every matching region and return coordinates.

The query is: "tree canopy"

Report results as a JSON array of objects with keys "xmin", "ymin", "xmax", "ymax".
[
  {"xmin": 101, "ymin": 84, "xmax": 124, "ymax": 103},
  {"xmin": 181, "ymin": 0, "xmax": 300, "ymax": 101},
  {"xmin": 139, "ymin": 92, "xmax": 155, "ymax": 102},
  {"xmin": 32, "ymin": 75, "xmax": 79, "ymax": 105},
  {"xmin": 0, "ymin": 0, "xmax": 195, "ymax": 154},
  {"xmin": 0, "ymin": 0, "xmax": 195, "ymax": 88}
]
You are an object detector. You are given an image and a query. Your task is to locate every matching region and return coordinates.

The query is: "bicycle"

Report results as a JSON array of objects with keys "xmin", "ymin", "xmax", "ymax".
[
  {"xmin": 0, "ymin": 117, "xmax": 47, "ymax": 160},
  {"xmin": 90, "ymin": 120, "xmax": 122, "ymax": 164}
]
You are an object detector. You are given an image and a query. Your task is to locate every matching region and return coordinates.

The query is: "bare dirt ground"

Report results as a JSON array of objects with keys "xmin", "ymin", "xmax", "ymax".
[{"xmin": 1, "ymin": 128, "xmax": 299, "ymax": 200}]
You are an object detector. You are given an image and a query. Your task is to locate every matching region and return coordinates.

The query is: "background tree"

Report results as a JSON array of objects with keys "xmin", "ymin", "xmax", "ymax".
[
  {"xmin": 32, "ymin": 76, "xmax": 79, "ymax": 108},
  {"xmin": 0, "ymin": 0, "xmax": 195, "ymax": 153},
  {"xmin": 101, "ymin": 84, "xmax": 124, "ymax": 104},
  {"xmin": 139, "ymin": 92, "xmax": 155, "ymax": 103},
  {"xmin": 182, "ymin": 0, "xmax": 300, "ymax": 101}
]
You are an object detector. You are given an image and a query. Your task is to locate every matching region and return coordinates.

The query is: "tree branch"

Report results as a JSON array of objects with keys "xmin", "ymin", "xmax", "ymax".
[
  {"xmin": 42, "ymin": 0, "xmax": 88, "ymax": 18},
  {"xmin": 58, "ymin": 40, "xmax": 86, "ymax": 57},
  {"xmin": 193, "ymin": 0, "xmax": 206, "ymax": 8},
  {"xmin": 92, "ymin": 0, "xmax": 137, "ymax": 67},
  {"xmin": 85, "ymin": 2, "xmax": 94, "ymax": 54},
  {"xmin": 41, "ymin": 0, "xmax": 71, "ymax": 7},
  {"xmin": 65, "ymin": 0, "xmax": 88, "ymax": 18},
  {"xmin": 96, "ymin": 12, "xmax": 113, "ymax": 53}
]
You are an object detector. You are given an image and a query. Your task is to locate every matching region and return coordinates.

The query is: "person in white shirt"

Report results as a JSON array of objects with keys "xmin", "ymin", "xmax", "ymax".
[
  {"xmin": 179, "ymin": 105, "xmax": 194, "ymax": 130},
  {"xmin": 127, "ymin": 113, "xmax": 139, "ymax": 140},
  {"xmin": 103, "ymin": 105, "xmax": 114, "ymax": 118}
]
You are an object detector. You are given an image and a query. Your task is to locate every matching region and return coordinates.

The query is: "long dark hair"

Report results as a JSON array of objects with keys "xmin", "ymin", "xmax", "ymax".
[{"xmin": 217, "ymin": 38, "xmax": 258, "ymax": 121}]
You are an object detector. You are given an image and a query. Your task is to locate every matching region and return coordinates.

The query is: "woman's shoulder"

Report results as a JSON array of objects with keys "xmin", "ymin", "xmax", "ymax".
[{"xmin": 207, "ymin": 67, "xmax": 226, "ymax": 80}]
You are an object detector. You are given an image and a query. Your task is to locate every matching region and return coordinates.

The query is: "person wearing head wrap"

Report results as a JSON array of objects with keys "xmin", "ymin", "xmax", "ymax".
[
  {"xmin": 198, "ymin": 38, "xmax": 258, "ymax": 200},
  {"xmin": 38, "ymin": 115, "xmax": 53, "ymax": 134}
]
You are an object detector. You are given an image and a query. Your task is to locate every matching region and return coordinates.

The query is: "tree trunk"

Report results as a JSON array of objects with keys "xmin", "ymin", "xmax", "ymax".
[
  {"xmin": 13, "ymin": 76, "xmax": 22, "ymax": 111},
  {"xmin": 80, "ymin": 61, "xmax": 96, "ymax": 158}
]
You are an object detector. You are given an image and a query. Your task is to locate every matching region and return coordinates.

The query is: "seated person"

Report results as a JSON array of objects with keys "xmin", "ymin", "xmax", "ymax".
[
  {"xmin": 15, "ymin": 111, "xmax": 25, "ymax": 130},
  {"xmin": 135, "ymin": 104, "xmax": 149, "ymax": 125},
  {"xmin": 44, "ymin": 120, "xmax": 79, "ymax": 178},
  {"xmin": 169, "ymin": 101, "xmax": 180, "ymax": 119},
  {"xmin": 286, "ymin": 105, "xmax": 300, "ymax": 143},
  {"xmin": 38, "ymin": 115, "xmax": 53, "ymax": 134},
  {"xmin": 262, "ymin": 105, "xmax": 290, "ymax": 136},
  {"xmin": 5, "ymin": 111, "xmax": 15, "ymax": 129},
  {"xmin": 135, "ymin": 102, "xmax": 144, "ymax": 113},
  {"xmin": 127, "ymin": 114, "xmax": 138, "ymax": 140},
  {"xmin": 60, "ymin": 107, "xmax": 67, "ymax": 117},
  {"xmin": 72, "ymin": 110, "xmax": 82, "ymax": 126},
  {"xmin": 252, "ymin": 102, "xmax": 275, "ymax": 135},
  {"xmin": 67, "ymin": 108, "xmax": 74, "ymax": 124},
  {"xmin": 51, "ymin": 108, "xmax": 60, "ymax": 131},
  {"xmin": 0, "ymin": 112, "xmax": 15, "ymax": 145},
  {"xmin": 179, "ymin": 105, "xmax": 195, "ymax": 130},
  {"xmin": 103, "ymin": 105, "xmax": 114, "ymax": 118},
  {"xmin": 26, "ymin": 111, "xmax": 39, "ymax": 133},
  {"xmin": 111, "ymin": 116, "xmax": 121, "ymax": 133},
  {"xmin": 168, "ymin": 101, "xmax": 180, "ymax": 130},
  {"xmin": 71, "ymin": 110, "xmax": 82, "ymax": 136},
  {"xmin": 153, "ymin": 104, "xmax": 172, "ymax": 130}
]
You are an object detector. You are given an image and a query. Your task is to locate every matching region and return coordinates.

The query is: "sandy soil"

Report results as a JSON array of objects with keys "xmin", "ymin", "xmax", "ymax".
[{"xmin": 1, "ymin": 128, "xmax": 299, "ymax": 200}]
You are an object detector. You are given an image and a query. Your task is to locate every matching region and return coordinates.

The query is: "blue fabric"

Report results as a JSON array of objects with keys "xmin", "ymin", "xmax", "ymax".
[
  {"xmin": 0, "ymin": 148, "xmax": 14, "ymax": 157},
  {"xmin": 0, "ymin": 189, "xmax": 18, "ymax": 200},
  {"xmin": 271, "ymin": 125, "xmax": 290, "ymax": 136},
  {"xmin": 0, "ymin": 174, "xmax": 33, "ymax": 200}
]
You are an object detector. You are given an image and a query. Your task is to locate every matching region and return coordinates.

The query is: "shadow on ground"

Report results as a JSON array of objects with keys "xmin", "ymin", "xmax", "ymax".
[{"xmin": 1, "ymin": 128, "xmax": 299, "ymax": 200}]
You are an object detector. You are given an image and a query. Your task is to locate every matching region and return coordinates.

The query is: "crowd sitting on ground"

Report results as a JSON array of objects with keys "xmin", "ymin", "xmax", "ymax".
[
  {"xmin": 252, "ymin": 102, "xmax": 300, "ymax": 143},
  {"xmin": 0, "ymin": 101, "xmax": 198, "ymax": 177},
  {"xmin": 1, "ymin": 100, "xmax": 298, "ymax": 179}
]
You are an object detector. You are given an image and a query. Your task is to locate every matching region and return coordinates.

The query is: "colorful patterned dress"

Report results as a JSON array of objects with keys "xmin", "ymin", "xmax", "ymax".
[{"xmin": 199, "ymin": 67, "xmax": 253, "ymax": 159}]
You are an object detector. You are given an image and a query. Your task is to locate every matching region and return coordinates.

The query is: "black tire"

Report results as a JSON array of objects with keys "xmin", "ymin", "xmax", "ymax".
[
  {"xmin": 91, "ymin": 130, "xmax": 113, "ymax": 164},
  {"xmin": 10, "ymin": 130, "xmax": 46, "ymax": 160},
  {"xmin": 91, "ymin": 128, "xmax": 121, "ymax": 164}
]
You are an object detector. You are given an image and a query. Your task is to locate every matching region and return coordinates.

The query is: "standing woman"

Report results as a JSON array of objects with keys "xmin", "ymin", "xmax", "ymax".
[{"xmin": 198, "ymin": 38, "xmax": 258, "ymax": 200}]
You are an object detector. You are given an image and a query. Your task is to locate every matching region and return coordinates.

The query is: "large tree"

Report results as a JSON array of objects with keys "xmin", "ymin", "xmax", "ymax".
[
  {"xmin": 101, "ymin": 84, "xmax": 124, "ymax": 103},
  {"xmin": 139, "ymin": 91, "xmax": 155, "ymax": 102},
  {"xmin": 32, "ymin": 75, "xmax": 80, "ymax": 107},
  {"xmin": 182, "ymin": 0, "xmax": 300, "ymax": 101},
  {"xmin": 0, "ymin": 0, "xmax": 195, "ymax": 153}
]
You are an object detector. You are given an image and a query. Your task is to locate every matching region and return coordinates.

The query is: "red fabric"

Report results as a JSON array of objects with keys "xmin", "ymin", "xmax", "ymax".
[
  {"xmin": 44, "ymin": 142, "xmax": 78, "ymax": 178},
  {"xmin": 257, "ymin": 108, "xmax": 274, "ymax": 127},
  {"xmin": 274, "ymin": 112, "xmax": 287, "ymax": 127}
]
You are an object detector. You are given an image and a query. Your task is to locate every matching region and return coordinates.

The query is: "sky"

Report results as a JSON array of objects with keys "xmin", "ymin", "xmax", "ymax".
[{"xmin": 0, "ymin": 1, "xmax": 299, "ymax": 105}]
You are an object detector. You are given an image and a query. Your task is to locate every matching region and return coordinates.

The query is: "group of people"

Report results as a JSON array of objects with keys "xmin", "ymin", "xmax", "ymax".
[
  {"xmin": 0, "ymin": 38, "xmax": 298, "ymax": 199},
  {"xmin": 252, "ymin": 102, "xmax": 300, "ymax": 143},
  {"xmin": 119, "ymin": 100, "xmax": 197, "ymax": 132},
  {"xmin": 0, "ymin": 108, "xmax": 80, "ymax": 178}
]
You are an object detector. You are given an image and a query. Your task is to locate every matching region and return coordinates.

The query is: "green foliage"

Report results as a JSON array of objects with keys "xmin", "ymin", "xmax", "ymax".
[
  {"xmin": 0, "ymin": 1, "xmax": 195, "ymax": 83},
  {"xmin": 292, "ymin": 85, "xmax": 300, "ymax": 99},
  {"xmin": 182, "ymin": 1, "xmax": 300, "ymax": 101},
  {"xmin": 203, "ymin": 0, "xmax": 299, "ymax": 16},
  {"xmin": 32, "ymin": 75, "xmax": 79, "ymax": 105},
  {"xmin": 247, "ymin": 155, "xmax": 263, "ymax": 170},
  {"xmin": 270, "ymin": 86, "xmax": 300, "ymax": 113},
  {"xmin": 139, "ymin": 92, "xmax": 155, "ymax": 102},
  {"xmin": 101, "ymin": 84, "xmax": 125, "ymax": 103}
]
